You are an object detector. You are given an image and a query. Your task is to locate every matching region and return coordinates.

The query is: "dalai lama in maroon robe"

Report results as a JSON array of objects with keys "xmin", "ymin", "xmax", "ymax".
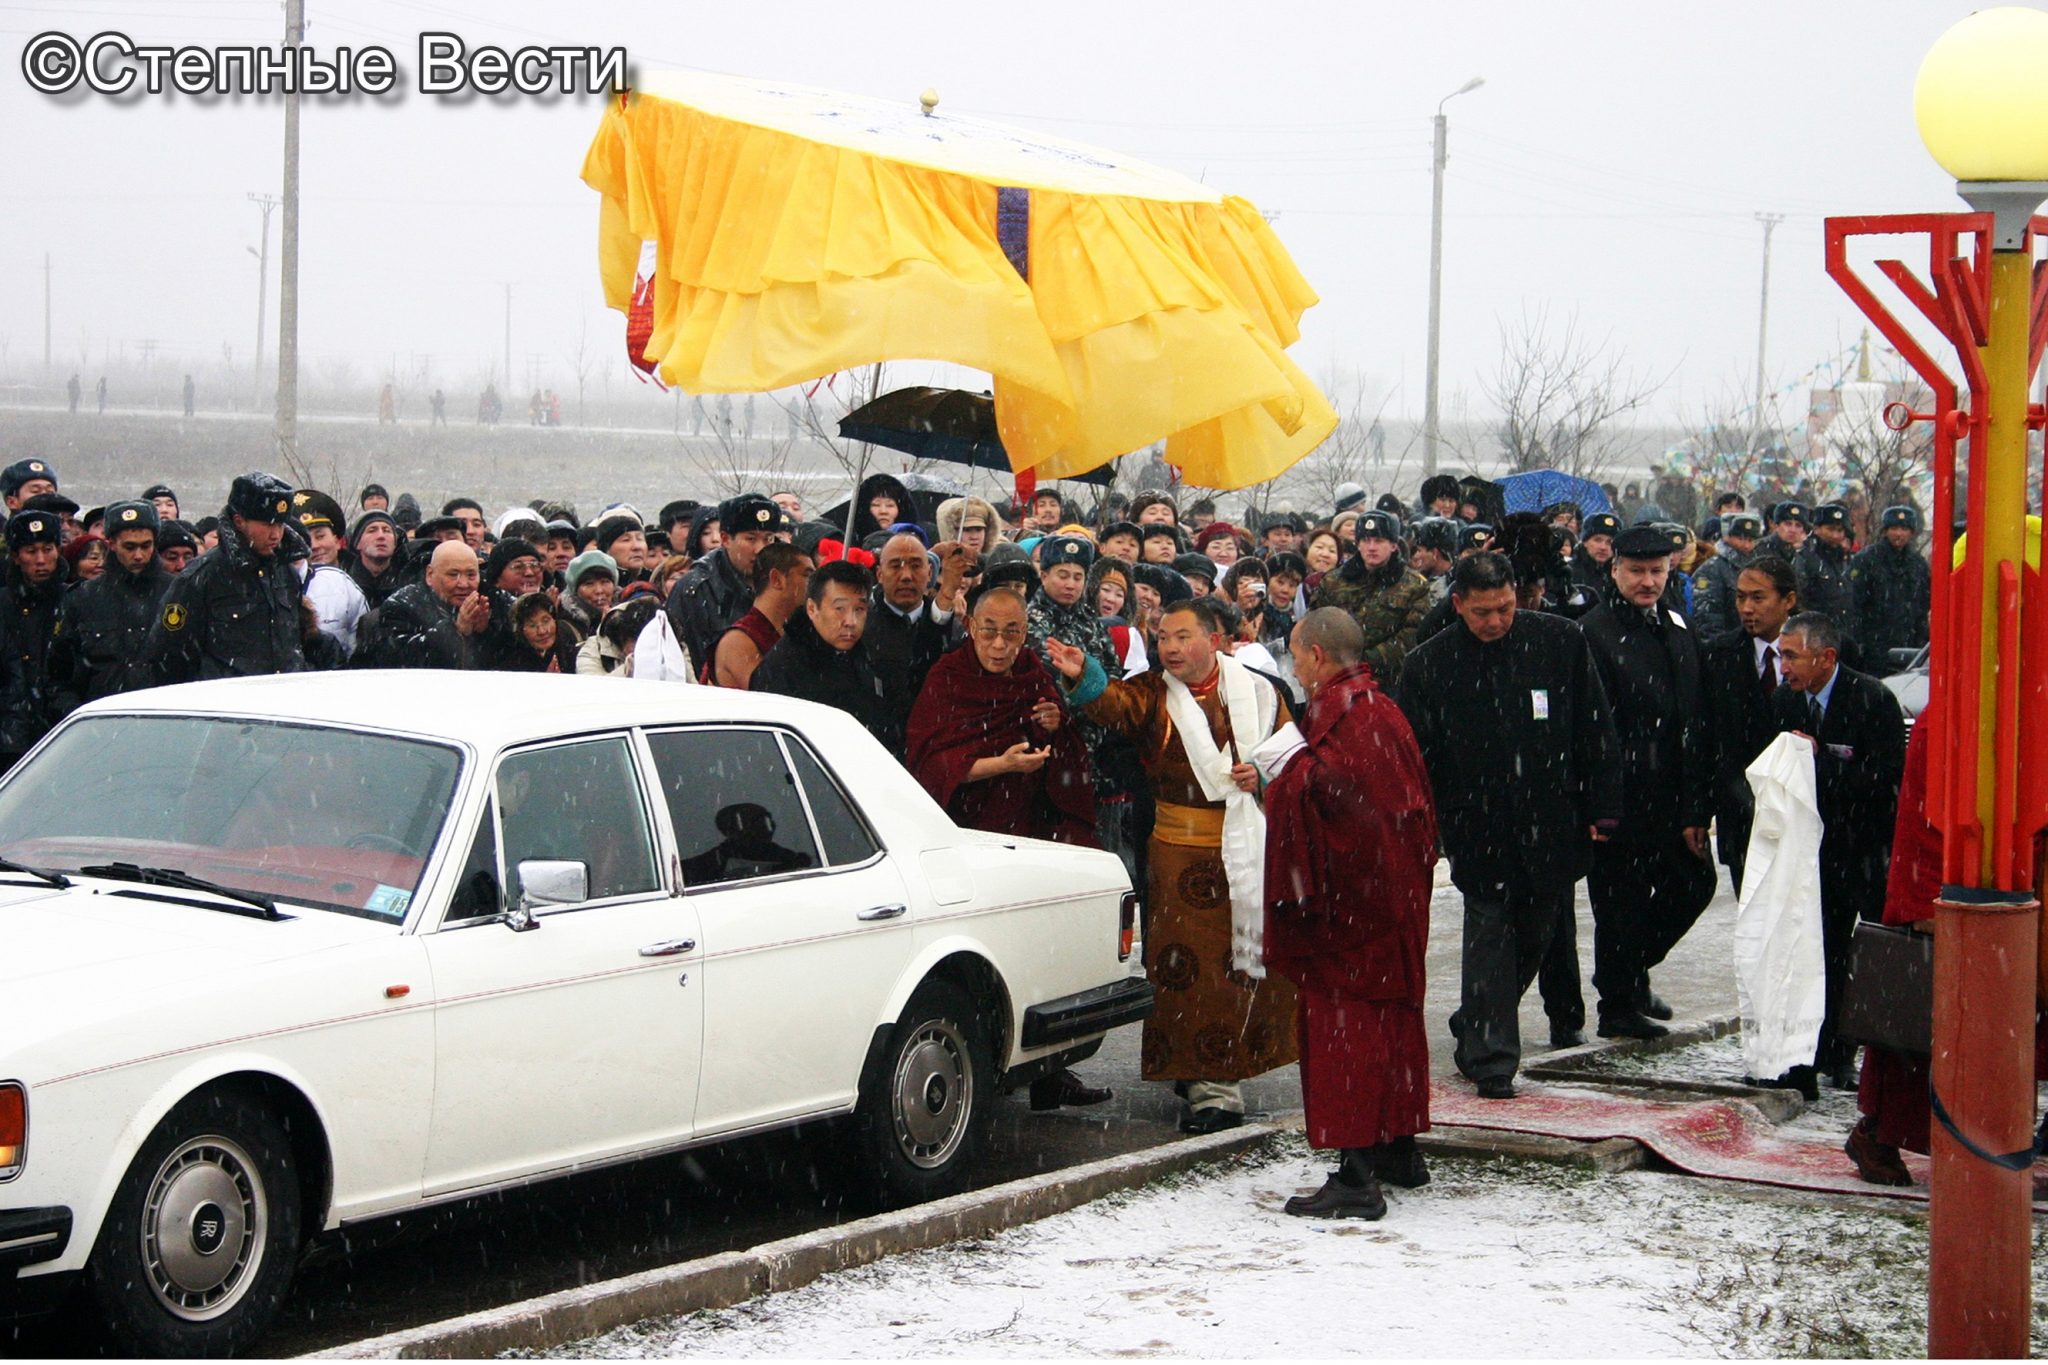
[
  {"xmin": 907, "ymin": 583, "xmax": 1109, "ymax": 1112},
  {"xmin": 1262, "ymin": 607, "xmax": 1440, "ymax": 1219},
  {"xmin": 906, "ymin": 583, "xmax": 1097, "ymax": 848}
]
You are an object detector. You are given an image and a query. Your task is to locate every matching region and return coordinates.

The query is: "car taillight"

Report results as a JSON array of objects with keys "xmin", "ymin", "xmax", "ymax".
[
  {"xmin": 1118, "ymin": 891, "xmax": 1138, "ymax": 962},
  {"xmin": 0, "ymin": 1084, "xmax": 22, "ymax": 1179}
]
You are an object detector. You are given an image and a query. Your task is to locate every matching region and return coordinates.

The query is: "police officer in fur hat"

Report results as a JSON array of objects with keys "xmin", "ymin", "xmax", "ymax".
[{"xmin": 143, "ymin": 472, "xmax": 328, "ymax": 682}]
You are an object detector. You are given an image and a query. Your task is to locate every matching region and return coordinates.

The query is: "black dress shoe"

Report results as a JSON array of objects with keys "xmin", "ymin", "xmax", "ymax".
[
  {"xmin": 1637, "ymin": 991, "xmax": 1674, "ymax": 1022},
  {"xmin": 1597, "ymin": 1012, "xmax": 1669, "ymax": 1041},
  {"xmin": 1373, "ymin": 1140, "xmax": 1431, "ymax": 1189},
  {"xmin": 1030, "ymin": 1068, "xmax": 1113, "ymax": 1111},
  {"xmin": 1284, "ymin": 1173, "xmax": 1388, "ymax": 1220},
  {"xmin": 1549, "ymin": 1025, "xmax": 1587, "ymax": 1049},
  {"xmin": 1827, "ymin": 1060, "xmax": 1859, "ymax": 1091},
  {"xmin": 1476, "ymin": 1075, "xmax": 1516, "ymax": 1100},
  {"xmin": 1758, "ymin": 1065, "xmax": 1819, "ymax": 1102},
  {"xmin": 1180, "ymin": 1107, "xmax": 1244, "ymax": 1135}
]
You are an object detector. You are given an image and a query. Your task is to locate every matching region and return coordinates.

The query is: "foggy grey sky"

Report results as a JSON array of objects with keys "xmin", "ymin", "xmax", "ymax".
[{"xmin": 0, "ymin": 1, "xmax": 2002, "ymax": 430}]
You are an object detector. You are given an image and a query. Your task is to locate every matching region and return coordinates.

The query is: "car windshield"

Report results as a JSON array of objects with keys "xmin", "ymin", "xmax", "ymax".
[{"xmin": 0, "ymin": 714, "xmax": 463, "ymax": 923}]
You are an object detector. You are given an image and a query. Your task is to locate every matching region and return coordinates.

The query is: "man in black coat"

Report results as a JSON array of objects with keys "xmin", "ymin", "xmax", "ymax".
[
  {"xmin": 1579, "ymin": 525, "xmax": 1718, "ymax": 1038},
  {"xmin": 50, "ymin": 500, "xmax": 169, "ymax": 715},
  {"xmin": 669, "ymin": 494, "xmax": 780, "ymax": 668},
  {"xmin": 142, "ymin": 473, "xmax": 313, "ymax": 685},
  {"xmin": 751, "ymin": 560, "xmax": 900, "ymax": 755},
  {"xmin": 1848, "ymin": 505, "xmax": 1931, "ymax": 674},
  {"xmin": 1794, "ymin": 502, "xmax": 1856, "ymax": 647},
  {"xmin": 1773, "ymin": 611, "xmax": 1908, "ymax": 1086},
  {"xmin": 343, "ymin": 510, "xmax": 406, "ymax": 609},
  {"xmin": 1397, "ymin": 551, "xmax": 1622, "ymax": 1095},
  {"xmin": 865, "ymin": 531, "xmax": 971, "ymax": 743},
  {"xmin": 0, "ymin": 508, "xmax": 67, "ymax": 764},
  {"xmin": 353, "ymin": 541, "xmax": 493, "ymax": 669},
  {"xmin": 1700, "ymin": 554, "xmax": 1801, "ymax": 896}
]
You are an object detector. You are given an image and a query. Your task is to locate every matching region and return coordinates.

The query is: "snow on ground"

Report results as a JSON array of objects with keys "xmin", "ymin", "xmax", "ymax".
[{"xmin": 528, "ymin": 1136, "xmax": 2046, "ymax": 1360}]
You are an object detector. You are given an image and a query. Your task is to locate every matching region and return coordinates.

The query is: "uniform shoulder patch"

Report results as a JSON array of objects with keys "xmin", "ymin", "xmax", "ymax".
[{"xmin": 162, "ymin": 603, "xmax": 188, "ymax": 631}]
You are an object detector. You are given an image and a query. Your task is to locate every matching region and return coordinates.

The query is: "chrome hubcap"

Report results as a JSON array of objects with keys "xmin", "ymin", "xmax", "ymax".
[
  {"xmin": 891, "ymin": 1021, "xmax": 971, "ymax": 1170},
  {"xmin": 141, "ymin": 1136, "xmax": 266, "ymax": 1322}
]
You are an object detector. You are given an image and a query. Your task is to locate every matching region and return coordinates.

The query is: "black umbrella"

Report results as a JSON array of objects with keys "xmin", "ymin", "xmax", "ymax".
[{"xmin": 838, "ymin": 386, "xmax": 1114, "ymax": 487}]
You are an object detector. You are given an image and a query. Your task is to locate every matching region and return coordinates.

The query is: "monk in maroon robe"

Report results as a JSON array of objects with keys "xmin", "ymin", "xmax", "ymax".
[
  {"xmin": 905, "ymin": 585, "xmax": 1097, "ymax": 848},
  {"xmin": 1263, "ymin": 608, "xmax": 1440, "ymax": 1219},
  {"xmin": 1848, "ymin": 722, "xmax": 2048, "ymax": 1183},
  {"xmin": 907, "ymin": 585, "xmax": 1108, "ymax": 1113}
]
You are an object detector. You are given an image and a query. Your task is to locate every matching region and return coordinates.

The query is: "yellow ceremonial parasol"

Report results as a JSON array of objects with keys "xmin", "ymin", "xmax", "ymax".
[{"xmin": 580, "ymin": 71, "xmax": 1337, "ymax": 490}]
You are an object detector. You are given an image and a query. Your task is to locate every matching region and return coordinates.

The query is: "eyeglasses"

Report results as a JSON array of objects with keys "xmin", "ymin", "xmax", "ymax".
[{"xmin": 972, "ymin": 625, "xmax": 1026, "ymax": 644}]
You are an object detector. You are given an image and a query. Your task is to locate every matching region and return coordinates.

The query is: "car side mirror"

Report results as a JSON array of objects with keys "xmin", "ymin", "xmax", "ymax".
[{"xmin": 505, "ymin": 859, "xmax": 589, "ymax": 929}]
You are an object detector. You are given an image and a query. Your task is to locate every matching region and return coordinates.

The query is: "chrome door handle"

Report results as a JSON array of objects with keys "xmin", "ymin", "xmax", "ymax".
[
  {"xmin": 857, "ymin": 904, "xmax": 907, "ymax": 922},
  {"xmin": 638, "ymin": 938, "xmax": 696, "ymax": 957}
]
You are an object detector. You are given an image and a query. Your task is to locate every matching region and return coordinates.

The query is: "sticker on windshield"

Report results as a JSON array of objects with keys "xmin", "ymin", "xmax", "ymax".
[{"xmin": 365, "ymin": 884, "xmax": 413, "ymax": 918}]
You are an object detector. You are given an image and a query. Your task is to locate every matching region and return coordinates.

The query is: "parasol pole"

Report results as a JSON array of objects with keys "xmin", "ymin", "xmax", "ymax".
[{"xmin": 842, "ymin": 361, "xmax": 884, "ymax": 547}]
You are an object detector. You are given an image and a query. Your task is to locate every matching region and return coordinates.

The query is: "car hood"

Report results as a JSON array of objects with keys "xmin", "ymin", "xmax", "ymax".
[{"xmin": 0, "ymin": 883, "xmax": 396, "ymax": 1058}]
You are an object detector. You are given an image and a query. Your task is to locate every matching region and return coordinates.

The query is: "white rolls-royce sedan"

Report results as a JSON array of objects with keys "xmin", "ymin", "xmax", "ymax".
[{"xmin": 0, "ymin": 672, "xmax": 1149, "ymax": 1355}]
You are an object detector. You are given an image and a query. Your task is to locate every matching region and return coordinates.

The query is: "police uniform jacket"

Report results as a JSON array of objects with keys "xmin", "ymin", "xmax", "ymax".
[
  {"xmin": 0, "ymin": 571, "xmax": 65, "ymax": 754},
  {"xmin": 50, "ymin": 561, "xmax": 170, "ymax": 714},
  {"xmin": 1794, "ymin": 539, "xmax": 1855, "ymax": 636},
  {"xmin": 666, "ymin": 547, "xmax": 751, "ymax": 672},
  {"xmin": 1848, "ymin": 541, "xmax": 1931, "ymax": 666},
  {"xmin": 142, "ymin": 521, "xmax": 307, "ymax": 683}
]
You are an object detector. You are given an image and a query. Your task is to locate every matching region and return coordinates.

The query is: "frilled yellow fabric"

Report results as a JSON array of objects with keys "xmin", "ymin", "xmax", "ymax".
[{"xmin": 581, "ymin": 88, "xmax": 1335, "ymax": 490}]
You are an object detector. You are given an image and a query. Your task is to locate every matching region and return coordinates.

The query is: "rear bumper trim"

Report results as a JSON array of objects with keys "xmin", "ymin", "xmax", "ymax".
[
  {"xmin": 0, "ymin": 1207, "xmax": 71, "ymax": 1275},
  {"xmin": 1021, "ymin": 977, "xmax": 1155, "ymax": 1049}
]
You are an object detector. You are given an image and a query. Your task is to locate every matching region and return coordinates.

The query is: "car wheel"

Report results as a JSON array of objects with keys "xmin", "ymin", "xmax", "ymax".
[
  {"xmin": 849, "ymin": 978, "xmax": 993, "ymax": 1207},
  {"xmin": 85, "ymin": 1088, "xmax": 302, "ymax": 1357}
]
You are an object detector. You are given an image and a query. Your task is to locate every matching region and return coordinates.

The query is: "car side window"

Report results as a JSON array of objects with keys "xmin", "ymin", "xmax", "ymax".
[
  {"xmin": 497, "ymin": 737, "xmax": 660, "ymax": 906},
  {"xmin": 785, "ymin": 735, "xmax": 880, "ymax": 866},
  {"xmin": 443, "ymin": 797, "xmax": 502, "ymax": 925},
  {"xmin": 646, "ymin": 728, "xmax": 821, "ymax": 889}
]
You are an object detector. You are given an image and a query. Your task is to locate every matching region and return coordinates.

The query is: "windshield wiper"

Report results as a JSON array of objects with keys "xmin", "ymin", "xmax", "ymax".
[
  {"xmin": 0, "ymin": 857, "xmax": 71, "ymax": 890},
  {"xmin": 78, "ymin": 863, "xmax": 281, "ymax": 920}
]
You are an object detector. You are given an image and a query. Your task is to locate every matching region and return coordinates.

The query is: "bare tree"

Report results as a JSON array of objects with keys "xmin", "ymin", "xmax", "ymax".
[
  {"xmin": 1485, "ymin": 307, "xmax": 1665, "ymax": 481},
  {"xmin": 568, "ymin": 320, "xmax": 595, "ymax": 427},
  {"xmin": 674, "ymin": 391, "xmax": 802, "ymax": 501}
]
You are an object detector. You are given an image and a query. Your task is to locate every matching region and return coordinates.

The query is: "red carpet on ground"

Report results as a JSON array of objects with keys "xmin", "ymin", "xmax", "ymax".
[{"xmin": 1429, "ymin": 1079, "xmax": 2048, "ymax": 1208}]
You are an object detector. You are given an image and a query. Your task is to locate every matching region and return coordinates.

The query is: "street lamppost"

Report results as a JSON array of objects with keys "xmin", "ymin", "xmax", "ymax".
[
  {"xmin": 1423, "ymin": 75, "xmax": 1483, "ymax": 480},
  {"xmin": 1829, "ymin": 8, "xmax": 2048, "ymax": 1356}
]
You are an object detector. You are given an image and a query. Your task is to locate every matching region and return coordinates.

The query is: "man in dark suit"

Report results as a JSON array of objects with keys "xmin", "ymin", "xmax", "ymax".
[
  {"xmin": 1579, "ymin": 525, "xmax": 1719, "ymax": 1038},
  {"xmin": 1773, "ymin": 611, "xmax": 1908, "ymax": 1088},
  {"xmin": 1701, "ymin": 555, "xmax": 1801, "ymax": 896},
  {"xmin": 864, "ymin": 531, "xmax": 971, "ymax": 746},
  {"xmin": 1398, "ymin": 552, "xmax": 1622, "ymax": 1096}
]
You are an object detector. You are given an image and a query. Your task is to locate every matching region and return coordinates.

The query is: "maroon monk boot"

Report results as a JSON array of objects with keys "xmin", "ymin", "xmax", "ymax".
[{"xmin": 1844, "ymin": 1116, "xmax": 1913, "ymax": 1187}]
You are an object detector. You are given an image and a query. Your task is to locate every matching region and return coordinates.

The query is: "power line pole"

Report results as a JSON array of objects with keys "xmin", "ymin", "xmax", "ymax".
[
  {"xmin": 1423, "ymin": 77, "xmax": 1484, "ymax": 479},
  {"xmin": 275, "ymin": 0, "xmax": 304, "ymax": 465},
  {"xmin": 247, "ymin": 192, "xmax": 279, "ymax": 406},
  {"xmin": 42, "ymin": 254, "xmax": 52, "ymax": 373},
  {"xmin": 503, "ymin": 283, "xmax": 512, "ymax": 384},
  {"xmin": 1752, "ymin": 211, "xmax": 1784, "ymax": 454}
]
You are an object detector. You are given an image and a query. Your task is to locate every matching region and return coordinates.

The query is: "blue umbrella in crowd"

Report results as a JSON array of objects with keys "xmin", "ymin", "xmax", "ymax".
[{"xmin": 1498, "ymin": 469, "xmax": 1612, "ymax": 518}]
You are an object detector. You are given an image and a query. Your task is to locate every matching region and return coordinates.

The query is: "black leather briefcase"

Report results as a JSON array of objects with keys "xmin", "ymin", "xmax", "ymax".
[{"xmin": 1840, "ymin": 921, "xmax": 1933, "ymax": 1056}]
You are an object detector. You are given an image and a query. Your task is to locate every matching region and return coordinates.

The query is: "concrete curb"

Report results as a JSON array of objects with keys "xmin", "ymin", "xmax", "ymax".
[
  {"xmin": 308, "ymin": 1123, "xmax": 1282, "ymax": 1359},
  {"xmin": 1527, "ymin": 1012, "xmax": 1740, "ymax": 1076}
]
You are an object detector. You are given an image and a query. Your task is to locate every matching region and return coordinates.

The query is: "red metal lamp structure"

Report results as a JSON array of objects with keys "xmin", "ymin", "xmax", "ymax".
[{"xmin": 1823, "ymin": 8, "xmax": 2048, "ymax": 1355}]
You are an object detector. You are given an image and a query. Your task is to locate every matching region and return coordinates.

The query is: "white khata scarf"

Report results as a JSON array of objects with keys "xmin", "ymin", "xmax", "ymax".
[{"xmin": 1162, "ymin": 651, "xmax": 1279, "ymax": 977}]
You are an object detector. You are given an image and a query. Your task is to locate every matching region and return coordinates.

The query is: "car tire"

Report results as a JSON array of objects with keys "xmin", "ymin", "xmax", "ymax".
[
  {"xmin": 848, "ymin": 977, "xmax": 994, "ymax": 1208},
  {"xmin": 84, "ymin": 1087, "xmax": 303, "ymax": 1358}
]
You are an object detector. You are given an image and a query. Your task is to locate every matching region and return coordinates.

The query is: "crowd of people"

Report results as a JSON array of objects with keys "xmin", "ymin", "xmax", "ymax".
[{"xmin": 0, "ymin": 451, "xmax": 1960, "ymax": 1214}]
